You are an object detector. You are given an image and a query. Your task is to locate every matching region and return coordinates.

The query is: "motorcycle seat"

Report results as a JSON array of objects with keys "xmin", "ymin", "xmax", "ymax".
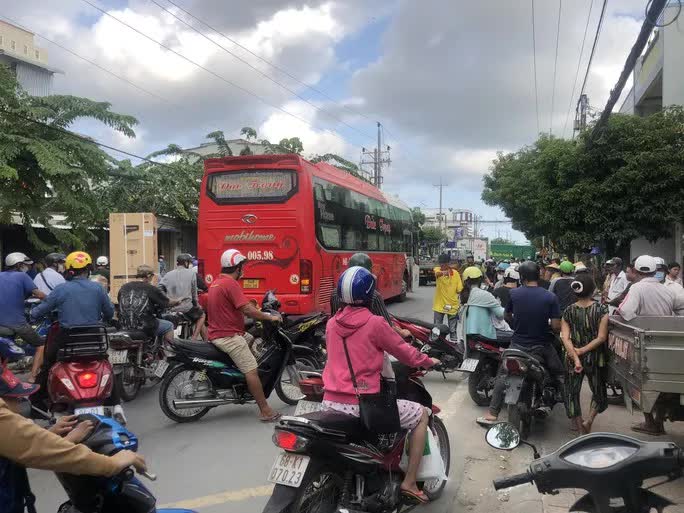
[
  {"xmin": 394, "ymin": 316, "xmax": 434, "ymax": 330},
  {"xmin": 300, "ymin": 410, "xmax": 376, "ymax": 442},
  {"xmin": 115, "ymin": 330, "xmax": 147, "ymax": 341},
  {"xmin": 0, "ymin": 326, "xmax": 16, "ymax": 337},
  {"xmin": 172, "ymin": 339, "xmax": 236, "ymax": 365},
  {"xmin": 502, "ymin": 348, "xmax": 543, "ymax": 368}
]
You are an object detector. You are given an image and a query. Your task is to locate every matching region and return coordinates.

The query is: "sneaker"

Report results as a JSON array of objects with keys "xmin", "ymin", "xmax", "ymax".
[{"xmin": 113, "ymin": 405, "xmax": 127, "ymax": 426}]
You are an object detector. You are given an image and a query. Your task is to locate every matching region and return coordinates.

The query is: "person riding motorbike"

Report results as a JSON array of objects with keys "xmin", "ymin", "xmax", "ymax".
[
  {"xmin": 323, "ymin": 266, "xmax": 439, "ymax": 503},
  {"xmin": 476, "ymin": 261, "xmax": 565, "ymax": 426},
  {"xmin": 29, "ymin": 251, "xmax": 125, "ymax": 424},
  {"xmin": 548, "ymin": 260, "xmax": 578, "ymax": 313},
  {"xmin": 0, "ymin": 364, "xmax": 146, "ymax": 513},
  {"xmin": 91, "ymin": 256, "xmax": 110, "ymax": 285},
  {"xmin": 492, "ymin": 266, "xmax": 519, "ymax": 309},
  {"xmin": 0, "ymin": 252, "xmax": 46, "ymax": 381},
  {"xmin": 330, "ymin": 252, "xmax": 411, "ymax": 339},
  {"xmin": 206, "ymin": 249, "xmax": 283, "ymax": 422},
  {"xmin": 118, "ymin": 265, "xmax": 180, "ymax": 344},
  {"xmin": 34, "ymin": 253, "xmax": 66, "ymax": 297},
  {"xmin": 493, "ymin": 262, "xmax": 509, "ymax": 289},
  {"xmin": 160, "ymin": 253, "xmax": 206, "ymax": 340}
]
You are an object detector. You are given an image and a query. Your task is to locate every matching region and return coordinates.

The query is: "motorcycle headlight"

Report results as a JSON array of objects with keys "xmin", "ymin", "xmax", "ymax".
[{"xmin": 563, "ymin": 444, "xmax": 638, "ymax": 469}]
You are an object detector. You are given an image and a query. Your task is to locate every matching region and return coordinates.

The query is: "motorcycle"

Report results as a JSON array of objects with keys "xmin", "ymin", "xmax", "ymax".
[
  {"xmin": 157, "ymin": 291, "xmax": 294, "ymax": 423},
  {"xmin": 55, "ymin": 413, "xmax": 196, "ymax": 513},
  {"xmin": 499, "ymin": 347, "xmax": 562, "ymax": 439},
  {"xmin": 32, "ymin": 324, "xmax": 115, "ymax": 418},
  {"xmin": 108, "ymin": 328, "xmax": 169, "ymax": 403},
  {"xmin": 393, "ymin": 315, "xmax": 463, "ymax": 374},
  {"xmin": 262, "ymin": 363, "xmax": 451, "ymax": 513},
  {"xmin": 0, "ymin": 300, "xmax": 50, "ymax": 373},
  {"xmin": 463, "ymin": 334, "xmax": 507, "ymax": 406},
  {"xmin": 486, "ymin": 422, "xmax": 684, "ymax": 513}
]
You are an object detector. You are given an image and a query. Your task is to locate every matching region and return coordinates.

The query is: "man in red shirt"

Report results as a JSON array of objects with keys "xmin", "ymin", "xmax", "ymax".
[{"xmin": 207, "ymin": 249, "xmax": 282, "ymax": 422}]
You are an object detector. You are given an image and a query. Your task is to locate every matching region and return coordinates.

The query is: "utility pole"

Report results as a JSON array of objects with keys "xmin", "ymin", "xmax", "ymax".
[
  {"xmin": 360, "ymin": 122, "xmax": 391, "ymax": 188},
  {"xmin": 573, "ymin": 93, "xmax": 589, "ymax": 136},
  {"xmin": 433, "ymin": 178, "xmax": 447, "ymax": 242}
]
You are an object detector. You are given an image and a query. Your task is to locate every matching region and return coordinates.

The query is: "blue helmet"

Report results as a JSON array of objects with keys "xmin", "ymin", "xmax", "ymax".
[
  {"xmin": 337, "ymin": 266, "xmax": 375, "ymax": 305},
  {"xmin": 497, "ymin": 262, "xmax": 510, "ymax": 271}
]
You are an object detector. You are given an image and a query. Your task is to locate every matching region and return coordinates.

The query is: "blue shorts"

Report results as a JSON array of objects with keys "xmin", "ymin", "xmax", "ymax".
[{"xmin": 156, "ymin": 319, "xmax": 174, "ymax": 337}]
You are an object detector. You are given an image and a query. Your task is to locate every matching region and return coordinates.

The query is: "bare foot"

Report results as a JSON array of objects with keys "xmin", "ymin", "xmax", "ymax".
[{"xmin": 582, "ymin": 420, "xmax": 593, "ymax": 434}]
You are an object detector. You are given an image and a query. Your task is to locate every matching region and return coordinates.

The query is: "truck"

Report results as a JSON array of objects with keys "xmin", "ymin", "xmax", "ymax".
[{"xmin": 608, "ymin": 316, "xmax": 684, "ymax": 425}]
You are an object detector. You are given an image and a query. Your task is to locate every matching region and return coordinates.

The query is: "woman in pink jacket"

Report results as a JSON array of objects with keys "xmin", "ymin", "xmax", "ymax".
[{"xmin": 323, "ymin": 266, "xmax": 438, "ymax": 503}]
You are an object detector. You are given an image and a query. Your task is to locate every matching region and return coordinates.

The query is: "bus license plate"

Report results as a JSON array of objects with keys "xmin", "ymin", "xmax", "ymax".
[
  {"xmin": 294, "ymin": 400, "xmax": 323, "ymax": 416},
  {"xmin": 459, "ymin": 358, "xmax": 479, "ymax": 373},
  {"xmin": 243, "ymin": 279, "xmax": 260, "ymax": 289},
  {"xmin": 268, "ymin": 453, "xmax": 310, "ymax": 488},
  {"xmin": 108, "ymin": 349, "xmax": 128, "ymax": 365}
]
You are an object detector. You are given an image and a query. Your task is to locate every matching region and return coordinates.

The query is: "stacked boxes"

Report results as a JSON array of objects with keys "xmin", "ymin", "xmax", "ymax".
[{"xmin": 109, "ymin": 213, "xmax": 157, "ymax": 302}]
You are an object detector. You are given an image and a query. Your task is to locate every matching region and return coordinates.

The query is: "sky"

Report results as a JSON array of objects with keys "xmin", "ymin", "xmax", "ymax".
[{"xmin": 3, "ymin": 0, "xmax": 651, "ymax": 242}]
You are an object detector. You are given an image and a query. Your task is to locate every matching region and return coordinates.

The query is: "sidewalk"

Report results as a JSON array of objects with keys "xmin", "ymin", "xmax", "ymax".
[{"xmin": 454, "ymin": 387, "xmax": 684, "ymax": 513}]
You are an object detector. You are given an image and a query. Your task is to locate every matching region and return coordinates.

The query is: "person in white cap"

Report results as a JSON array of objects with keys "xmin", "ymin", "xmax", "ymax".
[
  {"xmin": 206, "ymin": 249, "xmax": 283, "ymax": 422},
  {"xmin": 618, "ymin": 255, "xmax": 684, "ymax": 435}
]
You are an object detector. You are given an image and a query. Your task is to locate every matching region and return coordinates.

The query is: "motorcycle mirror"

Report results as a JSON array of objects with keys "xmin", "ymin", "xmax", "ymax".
[{"xmin": 485, "ymin": 423, "xmax": 521, "ymax": 451}]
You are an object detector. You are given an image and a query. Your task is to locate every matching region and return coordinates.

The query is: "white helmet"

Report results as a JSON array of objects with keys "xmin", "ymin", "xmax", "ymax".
[
  {"xmin": 654, "ymin": 256, "xmax": 666, "ymax": 267},
  {"xmin": 96, "ymin": 256, "xmax": 109, "ymax": 266},
  {"xmin": 5, "ymin": 252, "xmax": 32, "ymax": 268},
  {"xmin": 504, "ymin": 267, "xmax": 520, "ymax": 281},
  {"xmin": 634, "ymin": 255, "xmax": 657, "ymax": 273},
  {"xmin": 220, "ymin": 249, "xmax": 247, "ymax": 268}
]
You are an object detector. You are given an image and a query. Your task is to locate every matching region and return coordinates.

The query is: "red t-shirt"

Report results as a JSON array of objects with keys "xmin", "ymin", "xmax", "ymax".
[{"xmin": 207, "ymin": 275, "xmax": 249, "ymax": 340}]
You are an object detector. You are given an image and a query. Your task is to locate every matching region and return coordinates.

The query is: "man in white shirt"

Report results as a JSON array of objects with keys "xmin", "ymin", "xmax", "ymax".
[
  {"xmin": 605, "ymin": 257, "xmax": 628, "ymax": 314},
  {"xmin": 665, "ymin": 262, "xmax": 682, "ymax": 289},
  {"xmin": 33, "ymin": 253, "xmax": 66, "ymax": 296}
]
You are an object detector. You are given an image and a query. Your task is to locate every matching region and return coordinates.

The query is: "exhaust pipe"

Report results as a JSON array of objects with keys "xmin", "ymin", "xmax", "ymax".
[{"xmin": 173, "ymin": 398, "xmax": 234, "ymax": 409}]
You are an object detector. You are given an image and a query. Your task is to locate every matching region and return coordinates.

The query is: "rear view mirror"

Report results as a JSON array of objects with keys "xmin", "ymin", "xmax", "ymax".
[{"xmin": 486, "ymin": 423, "xmax": 521, "ymax": 451}]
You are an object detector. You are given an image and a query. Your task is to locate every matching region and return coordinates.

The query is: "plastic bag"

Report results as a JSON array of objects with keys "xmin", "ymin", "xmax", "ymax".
[{"xmin": 399, "ymin": 427, "xmax": 448, "ymax": 481}]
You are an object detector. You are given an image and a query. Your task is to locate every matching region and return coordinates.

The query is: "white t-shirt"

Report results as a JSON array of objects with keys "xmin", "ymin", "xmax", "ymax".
[
  {"xmin": 34, "ymin": 267, "xmax": 65, "ymax": 295},
  {"xmin": 607, "ymin": 271, "xmax": 628, "ymax": 301}
]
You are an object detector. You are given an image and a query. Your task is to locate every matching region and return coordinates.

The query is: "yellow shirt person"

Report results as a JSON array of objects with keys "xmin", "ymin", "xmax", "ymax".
[{"xmin": 432, "ymin": 255, "xmax": 463, "ymax": 335}]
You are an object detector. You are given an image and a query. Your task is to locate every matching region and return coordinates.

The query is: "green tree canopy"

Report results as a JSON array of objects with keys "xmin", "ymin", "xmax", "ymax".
[
  {"xmin": 278, "ymin": 137, "xmax": 304, "ymax": 155},
  {"xmin": 420, "ymin": 226, "xmax": 444, "ymax": 245},
  {"xmin": 482, "ymin": 107, "xmax": 684, "ymax": 254},
  {"xmin": 0, "ymin": 65, "xmax": 137, "ymax": 249},
  {"xmin": 410, "ymin": 207, "xmax": 426, "ymax": 230}
]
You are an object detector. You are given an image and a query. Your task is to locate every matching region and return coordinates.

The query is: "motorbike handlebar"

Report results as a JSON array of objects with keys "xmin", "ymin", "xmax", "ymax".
[{"xmin": 493, "ymin": 471, "xmax": 533, "ymax": 490}]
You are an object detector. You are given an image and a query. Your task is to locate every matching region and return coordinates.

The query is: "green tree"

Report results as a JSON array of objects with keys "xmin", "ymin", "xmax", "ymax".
[
  {"xmin": 491, "ymin": 237, "xmax": 512, "ymax": 245},
  {"xmin": 482, "ymin": 107, "xmax": 684, "ymax": 254},
  {"xmin": 205, "ymin": 130, "xmax": 233, "ymax": 156},
  {"xmin": 0, "ymin": 64, "xmax": 137, "ymax": 249},
  {"xmin": 278, "ymin": 137, "xmax": 304, "ymax": 155},
  {"xmin": 410, "ymin": 207, "xmax": 426, "ymax": 230},
  {"xmin": 240, "ymin": 126, "xmax": 257, "ymax": 140},
  {"xmin": 420, "ymin": 226, "xmax": 444, "ymax": 245}
]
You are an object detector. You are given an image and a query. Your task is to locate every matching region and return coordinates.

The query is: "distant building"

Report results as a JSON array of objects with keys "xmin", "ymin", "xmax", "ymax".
[
  {"xmin": 618, "ymin": 2, "xmax": 683, "ymax": 264},
  {"xmin": 0, "ymin": 20, "xmax": 61, "ymax": 96},
  {"xmin": 422, "ymin": 208, "xmax": 481, "ymax": 239}
]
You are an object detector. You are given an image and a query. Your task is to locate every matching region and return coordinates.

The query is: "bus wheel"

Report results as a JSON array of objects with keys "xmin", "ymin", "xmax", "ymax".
[{"xmin": 398, "ymin": 273, "xmax": 409, "ymax": 302}]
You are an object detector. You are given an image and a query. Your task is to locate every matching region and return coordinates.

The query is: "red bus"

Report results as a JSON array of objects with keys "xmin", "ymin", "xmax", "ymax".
[{"xmin": 197, "ymin": 154, "xmax": 415, "ymax": 314}]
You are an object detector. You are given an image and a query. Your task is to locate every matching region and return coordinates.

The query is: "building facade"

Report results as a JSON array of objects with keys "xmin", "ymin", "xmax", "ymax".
[
  {"xmin": 618, "ymin": 2, "xmax": 683, "ymax": 265},
  {"xmin": 0, "ymin": 20, "xmax": 59, "ymax": 96}
]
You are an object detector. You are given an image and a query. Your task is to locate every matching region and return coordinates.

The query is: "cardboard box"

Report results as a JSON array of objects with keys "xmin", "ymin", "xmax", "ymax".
[{"xmin": 109, "ymin": 213, "xmax": 157, "ymax": 302}]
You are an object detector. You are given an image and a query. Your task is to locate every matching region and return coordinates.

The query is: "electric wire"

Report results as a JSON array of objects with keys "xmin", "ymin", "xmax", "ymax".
[
  {"xmin": 531, "ymin": 0, "xmax": 540, "ymax": 136},
  {"xmin": 579, "ymin": 0, "xmax": 608, "ymax": 101},
  {"xmin": 550, "ymin": 0, "xmax": 563, "ymax": 136}
]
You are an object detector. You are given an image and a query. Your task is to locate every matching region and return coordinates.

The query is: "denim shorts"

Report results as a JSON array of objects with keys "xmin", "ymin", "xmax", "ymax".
[{"xmin": 156, "ymin": 319, "xmax": 175, "ymax": 337}]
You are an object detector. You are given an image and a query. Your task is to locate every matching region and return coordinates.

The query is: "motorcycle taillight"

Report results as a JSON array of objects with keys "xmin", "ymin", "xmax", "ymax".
[
  {"xmin": 273, "ymin": 430, "xmax": 309, "ymax": 452},
  {"xmin": 76, "ymin": 371, "xmax": 98, "ymax": 388},
  {"xmin": 504, "ymin": 358, "xmax": 527, "ymax": 375},
  {"xmin": 299, "ymin": 378, "xmax": 324, "ymax": 397}
]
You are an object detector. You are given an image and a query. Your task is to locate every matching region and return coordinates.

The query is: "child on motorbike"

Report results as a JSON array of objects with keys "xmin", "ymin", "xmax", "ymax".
[
  {"xmin": 560, "ymin": 273, "xmax": 609, "ymax": 434},
  {"xmin": 323, "ymin": 266, "xmax": 439, "ymax": 503}
]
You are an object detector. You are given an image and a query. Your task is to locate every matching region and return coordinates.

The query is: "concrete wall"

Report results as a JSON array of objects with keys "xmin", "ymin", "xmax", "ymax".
[
  {"xmin": 0, "ymin": 21, "xmax": 48, "ymax": 65},
  {"xmin": 630, "ymin": 234, "xmax": 676, "ymax": 264},
  {"xmin": 664, "ymin": 3, "xmax": 684, "ymax": 107}
]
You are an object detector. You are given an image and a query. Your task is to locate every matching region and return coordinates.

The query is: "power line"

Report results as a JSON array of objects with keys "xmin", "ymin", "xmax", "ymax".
[
  {"xmin": 562, "ymin": 0, "xmax": 594, "ymax": 138},
  {"xmin": 164, "ymin": 0, "xmax": 376, "ymax": 125},
  {"xmin": 550, "ymin": 0, "xmax": 563, "ymax": 136},
  {"xmin": 531, "ymin": 0, "xmax": 540, "ymax": 136},
  {"xmin": 579, "ymin": 0, "xmax": 608, "ymax": 100},
  {"xmin": 148, "ymin": 0, "xmax": 376, "ymax": 143},
  {"xmin": 0, "ymin": 15, "xmax": 179, "ymax": 109},
  {"xmin": 79, "ymin": 0, "xmax": 357, "ymax": 151}
]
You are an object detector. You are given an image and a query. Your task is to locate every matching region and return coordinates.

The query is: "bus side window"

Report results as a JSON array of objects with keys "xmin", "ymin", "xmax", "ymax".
[{"xmin": 314, "ymin": 183, "xmax": 325, "ymax": 201}]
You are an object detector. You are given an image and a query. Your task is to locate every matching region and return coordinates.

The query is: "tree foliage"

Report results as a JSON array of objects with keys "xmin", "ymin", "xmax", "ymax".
[
  {"xmin": 0, "ymin": 65, "xmax": 137, "ymax": 249},
  {"xmin": 482, "ymin": 107, "xmax": 684, "ymax": 253},
  {"xmin": 420, "ymin": 226, "xmax": 444, "ymax": 245},
  {"xmin": 410, "ymin": 207, "xmax": 426, "ymax": 230},
  {"xmin": 278, "ymin": 137, "xmax": 304, "ymax": 155}
]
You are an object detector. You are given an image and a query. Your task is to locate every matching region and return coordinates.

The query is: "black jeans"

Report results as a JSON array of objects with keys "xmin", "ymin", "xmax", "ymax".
[
  {"xmin": 0, "ymin": 323, "xmax": 44, "ymax": 347},
  {"xmin": 489, "ymin": 342, "xmax": 565, "ymax": 416},
  {"xmin": 33, "ymin": 329, "xmax": 121, "ymax": 408}
]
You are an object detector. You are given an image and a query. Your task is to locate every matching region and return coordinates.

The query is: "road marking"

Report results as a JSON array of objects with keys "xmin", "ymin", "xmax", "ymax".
[{"xmin": 159, "ymin": 484, "xmax": 274, "ymax": 510}]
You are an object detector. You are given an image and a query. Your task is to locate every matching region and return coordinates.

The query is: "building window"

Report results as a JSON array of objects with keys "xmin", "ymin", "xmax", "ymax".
[
  {"xmin": 10, "ymin": 40, "xmax": 16, "ymax": 51},
  {"xmin": 34, "ymin": 50, "xmax": 39, "ymax": 59},
  {"xmin": 23, "ymin": 45, "xmax": 28, "ymax": 55}
]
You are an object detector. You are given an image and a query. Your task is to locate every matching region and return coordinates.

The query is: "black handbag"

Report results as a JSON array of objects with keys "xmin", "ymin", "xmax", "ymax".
[{"xmin": 341, "ymin": 336, "xmax": 401, "ymax": 434}]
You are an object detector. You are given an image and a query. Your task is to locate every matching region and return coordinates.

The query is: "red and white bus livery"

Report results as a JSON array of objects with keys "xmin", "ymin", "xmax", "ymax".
[{"xmin": 197, "ymin": 154, "xmax": 414, "ymax": 314}]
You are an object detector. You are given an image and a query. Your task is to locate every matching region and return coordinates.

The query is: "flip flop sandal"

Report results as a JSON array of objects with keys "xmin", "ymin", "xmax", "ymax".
[
  {"xmin": 260, "ymin": 412, "xmax": 282, "ymax": 423},
  {"xmin": 476, "ymin": 417, "xmax": 499, "ymax": 427},
  {"xmin": 401, "ymin": 489, "xmax": 429, "ymax": 504},
  {"xmin": 631, "ymin": 424, "xmax": 664, "ymax": 436}
]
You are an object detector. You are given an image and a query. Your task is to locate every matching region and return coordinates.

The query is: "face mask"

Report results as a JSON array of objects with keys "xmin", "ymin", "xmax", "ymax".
[
  {"xmin": 57, "ymin": 263, "xmax": 65, "ymax": 273},
  {"xmin": 655, "ymin": 271, "xmax": 665, "ymax": 282}
]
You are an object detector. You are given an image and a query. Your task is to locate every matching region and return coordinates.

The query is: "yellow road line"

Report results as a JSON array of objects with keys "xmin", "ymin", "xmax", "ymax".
[{"xmin": 159, "ymin": 484, "xmax": 274, "ymax": 510}]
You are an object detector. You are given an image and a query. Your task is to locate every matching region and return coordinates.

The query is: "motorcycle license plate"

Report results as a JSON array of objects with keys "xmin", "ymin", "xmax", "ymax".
[
  {"xmin": 294, "ymin": 400, "xmax": 323, "ymax": 416},
  {"xmin": 154, "ymin": 360, "xmax": 170, "ymax": 378},
  {"xmin": 459, "ymin": 358, "xmax": 479, "ymax": 373},
  {"xmin": 74, "ymin": 406, "xmax": 105, "ymax": 416},
  {"xmin": 108, "ymin": 349, "xmax": 128, "ymax": 365},
  {"xmin": 268, "ymin": 452, "xmax": 310, "ymax": 488}
]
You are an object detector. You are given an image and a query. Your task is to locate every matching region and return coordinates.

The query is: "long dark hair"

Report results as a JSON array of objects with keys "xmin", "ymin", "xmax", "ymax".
[{"xmin": 460, "ymin": 277, "xmax": 483, "ymax": 305}]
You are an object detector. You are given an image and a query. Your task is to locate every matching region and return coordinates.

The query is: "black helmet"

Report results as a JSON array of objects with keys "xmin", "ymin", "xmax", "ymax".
[
  {"xmin": 45, "ymin": 252, "xmax": 66, "ymax": 267},
  {"xmin": 177, "ymin": 253, "xmax": 193, "ymax": 265},
  {"xmin": 349, "ymin": 252, "xmax": 373, "ymax": 271},
  {"xmin": 518, "ymin": 260, "xmax": 540, "ymax": 282},
  {"xmin": 438, "ymin": 253, "xmax": 450, "ymax": 265}
]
